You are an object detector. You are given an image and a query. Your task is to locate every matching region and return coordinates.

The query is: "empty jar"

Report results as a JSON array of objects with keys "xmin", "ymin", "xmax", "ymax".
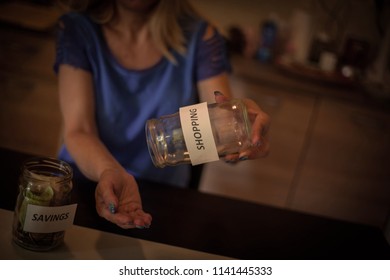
[{"xmin": 146, "ymin": 99, "xmax": 252, "ymax": 167}]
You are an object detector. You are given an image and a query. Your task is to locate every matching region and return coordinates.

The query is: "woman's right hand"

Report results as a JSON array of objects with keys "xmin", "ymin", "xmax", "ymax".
[{"xmin": 95, "ymin": 168, "xmax": 152, "ymax": 229}]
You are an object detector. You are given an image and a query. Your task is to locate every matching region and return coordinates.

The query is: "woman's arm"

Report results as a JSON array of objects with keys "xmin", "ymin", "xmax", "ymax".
[
  {"xmin": 196, "ymin": 24, "xmax": 270, "ymax": 161},
  {"xmin": 58, "ymin": 65, "xmax": 121, "ymax": 180},
  {"xmin": 198, "ymin": 72, "xmax": 232, "ymax": 103},
  {"xmin": 58, "ymin": 64, "xmax": 152, "ymax": 229}
]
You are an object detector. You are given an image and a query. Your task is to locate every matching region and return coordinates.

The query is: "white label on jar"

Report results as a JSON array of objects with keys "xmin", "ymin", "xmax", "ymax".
[
  {"xmin": 179, "ymin": 102, "xmax": 219, "ymax": 165},
  {"xmin": 23, "ymin": 204, "xmax": 78, "ymax": 233}
]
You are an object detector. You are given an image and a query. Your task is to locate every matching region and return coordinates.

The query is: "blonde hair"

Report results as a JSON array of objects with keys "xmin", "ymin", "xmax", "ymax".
[{"xmin": 57, "ymin": 0, "xmax": 201, "ymax": 62}]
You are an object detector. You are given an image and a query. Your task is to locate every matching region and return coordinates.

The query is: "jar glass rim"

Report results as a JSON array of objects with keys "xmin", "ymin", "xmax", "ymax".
[{"xmin": 21, "ymin": 157, "xmax": 73, "ymax": 183}]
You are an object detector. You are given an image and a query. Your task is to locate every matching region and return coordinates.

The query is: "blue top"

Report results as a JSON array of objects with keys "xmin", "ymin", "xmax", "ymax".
[{"xmin": 54, "ymin": 12, "xmax": 230, "ymax": 187}]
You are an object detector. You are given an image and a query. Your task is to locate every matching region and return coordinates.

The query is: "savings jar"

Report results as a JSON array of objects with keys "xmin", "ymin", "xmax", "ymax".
[{"xmin": 12, "ymin": 157, "xmax": 76, "ymax": 251}]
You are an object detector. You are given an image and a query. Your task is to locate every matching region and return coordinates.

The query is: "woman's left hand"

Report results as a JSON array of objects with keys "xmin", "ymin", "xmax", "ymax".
[
  {"xmin": 214, "ymin": 92, "xmax": 270, "ymax": 162},
  {"xmin": 240, "ymin": 98, "xmax": 270, "ymax": 159}
]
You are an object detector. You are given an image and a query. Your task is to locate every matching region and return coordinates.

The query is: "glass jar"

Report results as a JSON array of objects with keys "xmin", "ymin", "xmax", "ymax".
[
  {"xmin": 12, "ymin": 157, "xmax": 74, "ymax": 251},
  {"xmin": 146, "ymin": 99, "xmax": 252, "ymax": 167}
]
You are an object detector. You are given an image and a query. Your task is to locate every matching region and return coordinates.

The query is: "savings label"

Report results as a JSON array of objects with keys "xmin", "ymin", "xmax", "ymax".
[
  {"xmin": 179, "ymin": 102, "xmax": 219, "ymax": 165},
  {"xmin": 23, "ymin": 204, "xmax": 78, "ymax": 233}
]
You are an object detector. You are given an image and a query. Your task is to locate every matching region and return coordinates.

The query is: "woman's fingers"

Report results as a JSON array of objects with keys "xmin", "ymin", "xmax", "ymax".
[{"xmin": 96, "ymin": 201, "xmax": 152, "ymax": 229}]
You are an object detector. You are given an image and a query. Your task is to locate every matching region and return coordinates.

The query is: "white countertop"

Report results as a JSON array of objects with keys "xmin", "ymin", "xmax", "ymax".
[{"xmin": 0, "ymin": 209, "xmax": 231, "ymax": 260}]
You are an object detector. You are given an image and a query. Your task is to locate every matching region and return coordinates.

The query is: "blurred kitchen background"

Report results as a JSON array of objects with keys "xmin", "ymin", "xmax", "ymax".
[{"xmin": 1, "ymin": 0, "xmax": 389, "ymax": 229}]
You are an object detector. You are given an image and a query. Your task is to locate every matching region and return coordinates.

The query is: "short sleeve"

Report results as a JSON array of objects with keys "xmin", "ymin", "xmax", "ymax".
[
  {"xmin": 195, "ymin": 26, "xmax": 232, "ymax": 81},
  {"xmin": 53, "ymin": 14, "xmax": 92, "ymax": 73}
]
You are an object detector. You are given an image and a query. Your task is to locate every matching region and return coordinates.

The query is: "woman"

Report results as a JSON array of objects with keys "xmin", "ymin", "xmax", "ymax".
[{"xmin": 54, "ymin": 0, "xmax": 270, "ymax": 229}]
